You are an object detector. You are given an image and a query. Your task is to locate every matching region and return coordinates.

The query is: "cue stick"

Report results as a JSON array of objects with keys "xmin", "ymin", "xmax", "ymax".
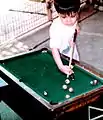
[{"xmin": 67, "ymin": 29, "xmax": 77, "ymax": 78}]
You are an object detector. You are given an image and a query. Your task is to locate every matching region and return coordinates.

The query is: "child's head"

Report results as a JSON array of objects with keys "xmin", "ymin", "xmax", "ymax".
[{"xmin": 54, "ymin": 0, "xmax": 80, "ymax": 25}]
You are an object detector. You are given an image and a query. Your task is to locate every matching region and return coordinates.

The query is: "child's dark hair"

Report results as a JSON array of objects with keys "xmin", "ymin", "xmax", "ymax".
[{"xmin": 54, "ymin": 0, "xmax": 80, "ymax": 15}]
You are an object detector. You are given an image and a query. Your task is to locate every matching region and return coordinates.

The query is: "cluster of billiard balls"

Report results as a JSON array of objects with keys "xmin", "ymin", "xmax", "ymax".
[
  {"xmin": 43, "ymin": 78, "xmax": 74, "ymax": 98},
  {"xmin": 62, "ymin": 78, "xmax": 74, "ymax": 99},
  {"xmin": 62, "ymin": 73, "xmax": 75, "ymax": 99},
  {"xmin": 43, "ymin": 78, "xmax": 98, "ymax": 98},
  {"xmin": 90, "ymin": 79, "xmax": 98, "ymax": 85},
  {"xmin": 43, "ymin": 78, "xmax": 74, "ymax": 97}
]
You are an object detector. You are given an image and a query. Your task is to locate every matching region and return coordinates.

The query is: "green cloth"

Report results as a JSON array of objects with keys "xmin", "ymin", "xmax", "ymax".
[{"xmin": 1, "ymin": 50, "xmax": 103, "ymax": 103}]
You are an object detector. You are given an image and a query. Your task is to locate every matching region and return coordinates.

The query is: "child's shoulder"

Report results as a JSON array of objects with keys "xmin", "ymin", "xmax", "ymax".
[
  {"xmin": 51, "ymin": 17, "xmax": 61, "ymax": 27},
  {"xmin": 53, "ymin": 17, "xmax": 60, "ymax": 23}
]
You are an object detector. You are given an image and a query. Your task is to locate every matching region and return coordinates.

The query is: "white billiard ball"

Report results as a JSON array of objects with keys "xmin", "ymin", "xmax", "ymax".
[
  {"xmin": 62, "ymin": 85, "xmax": 67, "ymax": 90},
  {"xmin": 70, "ymin": 65, "xmax": 74, "ymax": 69},
  {"xmin": 65, "ymin": 94, "xmax": 70, "ymax": 99},
  {"xmin": 69, "ymin": 87, "xmax": 74, "ymax": 92},
  {"xmin": 65, "ymin": 79, "xmax": 70, "ymax": 84},
  {"xmin": 42, "ymin": 50, "xmax": 47, "ymax": 53},
  {"xmin": 94, "ymin": 80, "xmax": 98, "ymax": 85},
  {"xmin": 44, "ymin": 91, "xmax": 48, "ymax": 96},
  {"xmin": 90, "ymin": 81, "xmax": 93, "ymax": 85}
]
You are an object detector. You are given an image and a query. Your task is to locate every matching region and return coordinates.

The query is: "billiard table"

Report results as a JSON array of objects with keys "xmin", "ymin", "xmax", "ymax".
[{"xmin": 0, "ymin": 48, "xmax": 103, "ymax": 120}]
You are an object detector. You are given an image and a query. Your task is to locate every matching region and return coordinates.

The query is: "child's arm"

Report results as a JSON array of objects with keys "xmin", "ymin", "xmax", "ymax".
[
  {"xmin": 46, "ymin": 0, "xmax": 53, "ymax": 21},
  {"xmin": 51, "ymin": 48, "xmax": 73, "ymax": 75},
  {"xmin": 76, "ymin": 22, "xmax": 80, "ymax": 34}
]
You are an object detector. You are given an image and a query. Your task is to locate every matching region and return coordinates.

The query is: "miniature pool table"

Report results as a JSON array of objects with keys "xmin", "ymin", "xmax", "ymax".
[{"xmin": 0, "ymin": 48, "xmax": 103, "ymax": 120}]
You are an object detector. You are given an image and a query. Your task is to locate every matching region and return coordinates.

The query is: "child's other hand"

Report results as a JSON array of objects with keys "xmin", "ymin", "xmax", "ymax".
[{"xmin": 58, "ymin": 64, "xmax": 74, "ymax": 75}]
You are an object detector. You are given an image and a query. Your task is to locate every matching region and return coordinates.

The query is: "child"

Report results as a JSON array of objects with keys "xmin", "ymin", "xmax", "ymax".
[{"xmin": 49, "ymin": 0, "xmax": 80, "ymax": 75}]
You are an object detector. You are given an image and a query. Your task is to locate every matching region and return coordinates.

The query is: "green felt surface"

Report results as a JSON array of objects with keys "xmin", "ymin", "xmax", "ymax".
[{"xmin": 1, "ymin": 49, "xmax": 103, "ymax": 103}]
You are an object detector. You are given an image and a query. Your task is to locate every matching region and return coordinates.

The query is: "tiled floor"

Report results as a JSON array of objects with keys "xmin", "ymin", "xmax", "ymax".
[
  {"xmin": 0, "ymin": 1, "xmax": 96, "ymax": 45},
  {"xmin": 0, "ymin": 0, "xmax": 57, "ymax": 44},
  {"xmin": 76, "ymin": 11, "xmax": 103, "ymax": 72}
]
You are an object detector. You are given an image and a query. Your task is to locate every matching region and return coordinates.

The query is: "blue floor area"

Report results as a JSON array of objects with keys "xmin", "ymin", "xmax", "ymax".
[{"xmin": 0, "ymin": 101, "xmax": 22, "ymax": 120}]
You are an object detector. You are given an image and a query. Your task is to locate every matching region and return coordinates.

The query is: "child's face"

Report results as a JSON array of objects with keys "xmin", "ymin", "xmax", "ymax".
[{"xmin": 59, "ymin": 12, "xmax": 78, "ymax": 26}]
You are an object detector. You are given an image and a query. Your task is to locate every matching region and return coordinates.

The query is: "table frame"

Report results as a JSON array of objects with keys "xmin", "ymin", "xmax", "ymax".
[{"xmin": 0, "ymin": 48, "xmax": 103, "ymax": 120}]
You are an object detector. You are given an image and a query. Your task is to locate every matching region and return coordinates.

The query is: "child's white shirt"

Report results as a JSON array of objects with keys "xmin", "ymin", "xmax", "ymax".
[{"xmin": 49, "ymin": 17, "xmax": 79, "ymax": 61}]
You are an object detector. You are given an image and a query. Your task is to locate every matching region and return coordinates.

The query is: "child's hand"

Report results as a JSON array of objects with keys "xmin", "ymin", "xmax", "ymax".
[{"xmin": 58, "ymin": 64, "xmax": 74, "ymax": 75}]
